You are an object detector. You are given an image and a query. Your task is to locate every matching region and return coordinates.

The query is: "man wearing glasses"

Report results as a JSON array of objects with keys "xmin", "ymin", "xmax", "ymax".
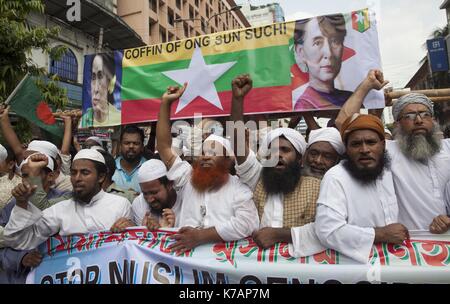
[
  {"xmin": 388, "ymin": 93, "xmax": 450, "ymax": 232},
  {"xmin": 336, "ymin": 76, "xmax": 450, "ymax": 233}
]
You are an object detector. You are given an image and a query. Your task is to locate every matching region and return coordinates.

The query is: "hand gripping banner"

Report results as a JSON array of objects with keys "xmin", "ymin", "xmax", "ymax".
[{"xmin": 27, "ymin": 229, "xmax": 450, "ymax": 284}]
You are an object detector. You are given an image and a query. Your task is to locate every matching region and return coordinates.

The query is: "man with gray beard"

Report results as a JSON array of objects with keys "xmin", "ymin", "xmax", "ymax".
[{"xmin": 335, "ymin": 72, "xmax": 450, "ymax": 232}]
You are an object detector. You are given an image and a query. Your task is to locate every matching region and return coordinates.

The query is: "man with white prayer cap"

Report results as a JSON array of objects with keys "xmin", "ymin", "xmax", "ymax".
[
  {"xmin": 335, "ymin": 72, "xmax": 450, "ymax": 232},
  {"xmin": 156, "ymin": 84, "xmax": 259, "ymax": 253},
  {"xmin": 303, "ymin": 127, "xmax": 344, "ymax": 178},
  {"xmin": 229, "ymin": 74, "xmax": 324, "ymax": 250},
  {"xmin": 131, "ymin": 159, "xmax": 181, "ymax": 230},
  {"xmin": 2, "ymin": 149, "xmax": 132, "ymax": 250},
  {"xmin": 25, "ymin": 140, "xmax": 73, "ymax": 193},
  {"xmin": 26, "ymin": 140, "xmax": 59, "ymax": 160},
  {"xmin": 83, "ymin": 136, "xmax": 103, "ymax": 149}
]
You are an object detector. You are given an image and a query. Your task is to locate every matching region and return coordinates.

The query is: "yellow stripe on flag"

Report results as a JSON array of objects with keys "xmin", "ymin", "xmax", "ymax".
[{"xmin": 123, "ymin": 22, "xmax": 295, "ymax": 68}]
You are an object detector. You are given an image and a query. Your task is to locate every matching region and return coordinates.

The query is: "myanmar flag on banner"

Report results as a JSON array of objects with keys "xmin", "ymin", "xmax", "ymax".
[
  {"xmin": 119, "ymin": 23, "xmax": 295, "ymax": 124},
  {"xmin": 352, "ymin": 8, "xmax": 370, "ymax": 33},
  {"xmin": 8, "ymin": 75, "xmax": 63, "ymax": 137}
]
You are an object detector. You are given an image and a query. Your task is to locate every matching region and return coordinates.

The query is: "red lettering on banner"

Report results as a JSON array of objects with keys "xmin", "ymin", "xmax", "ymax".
[
  {"xmin": 239, "ymin": 238, "xmax": 265, "ymax": 262},
  {"xmin": 386, "ymin": 240, "xmax": 418, "ymax": 266},
  {"xmin": 278, "ymin": 242, "xmax": 293, "ymax": 260},
  {"xmin": 415, "ymin": 240, "xmax": 450, "ymax": 266},
  {"xmin": 312, "ymin": 249, "xmax": 338, "ymax": 264},
  {"xmin": 213, "ymin": 241, "xmax": 238, "ymax": 266},
  {"xmin": 74, "ymin": 235, "xmax": 87, "ymax": 252}
]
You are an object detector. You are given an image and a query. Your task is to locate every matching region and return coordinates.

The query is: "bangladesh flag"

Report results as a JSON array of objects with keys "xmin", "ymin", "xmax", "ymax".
[
  {"xmin": 119, "ymin": 23, "xmax": 295, "ymax": 124},
  {"xmin": 7, "ymin": 75, "xmax": 63, "ymax": 137}
]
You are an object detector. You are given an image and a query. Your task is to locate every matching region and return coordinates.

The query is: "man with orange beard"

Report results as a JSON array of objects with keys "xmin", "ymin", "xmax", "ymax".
[{"xmin": 156, "ymin": 85, "xmax": 259, "ymax": 253}]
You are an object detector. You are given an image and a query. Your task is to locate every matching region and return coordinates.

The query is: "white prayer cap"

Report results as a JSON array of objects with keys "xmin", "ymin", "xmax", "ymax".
[
  {"xmin": 73, "ymin": 149, "xmax": 105, "ymax": 164},
  {"xmin": 138, "ymin": 159, "xmax": 167, "ymax": 183},
  {"xmin": 86, "ymin": 136, "xmax": 102, "ymax": 146},
  {"xmin": 19, "ymin": 153, "xmax": 54, "ymax": 172},
  {"xmin": 384, "ymin": 128, "xmax": 392, "ymax": 136},
  {"xmin": 260, "ymin": 128, "xmax": 307, "ymax": 156},
  {"xmin": 27, "ymin": 140, "xmax": 58, "ymax": 160},
  {"xmin": 307, "ymin": 128, "xmax": 345, "ymax": 155},
  {"xmin": 204, "ymin": 134, "xmax": 234, "ymax": 156},
  {"xmin": 0, "ymin": 144, "xmax": 7, "ymax": 163},
  {"xmin": 90, "ymin": 145, "xmax": 105, "ymax": 152}
]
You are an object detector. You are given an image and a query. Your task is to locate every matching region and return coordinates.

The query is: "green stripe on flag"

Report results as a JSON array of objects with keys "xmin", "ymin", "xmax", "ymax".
[{"xmin": 121, "ymin": 45, "xmax": 292, "ymax": 101}]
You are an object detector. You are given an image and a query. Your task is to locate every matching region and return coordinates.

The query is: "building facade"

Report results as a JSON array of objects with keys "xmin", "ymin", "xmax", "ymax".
[
  {"xmin": 239, "ymin": 2, "xmax": 284, "ymax": 27},
  {"xmin": 28, "ymin": 0, "xmax": 145, "ymax": 109},
  {"xmin": 117, "ymin": 0, "xmax": 251, "ymax": 45}
]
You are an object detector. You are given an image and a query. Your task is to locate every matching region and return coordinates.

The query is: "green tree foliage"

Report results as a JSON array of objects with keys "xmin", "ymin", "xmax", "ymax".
[{"xmin": 0, "ymin": 0, "xmax": 68, "ymax": 107}]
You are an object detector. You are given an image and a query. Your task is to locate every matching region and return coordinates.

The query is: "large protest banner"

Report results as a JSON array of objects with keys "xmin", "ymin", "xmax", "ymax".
[
  {"xmin": 81, "ymin": 8, "xmax": 383, "ymax": 128},
  {"xmin": 26, "ymin": 229, "xmax": 450, "ymax": 284}
]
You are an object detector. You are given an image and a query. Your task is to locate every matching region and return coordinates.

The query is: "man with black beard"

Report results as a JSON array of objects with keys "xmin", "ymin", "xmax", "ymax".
[
  {"xmin": 231, "ymin": 74, "xmax": 326, "ymax": 252},
  {"xmin": 2, "ymin": 149, "xmax": 132, "ymax": 250},
  {"xmin": 156, "ymin": 84, "xmax": 259, "ymax": 253},
  {"xmin": 312, "ymin": 114, "xmax": 409, "ymax": 263},
  {"xmin": 112, "ymin": 125, "xmax": 147, "ymax": 193},
  {"xmin": 131, "ymin": 159, "xmax": 181, "ymax": 229},
  {"xmin": 335, "ymin": 72, "xmax": 450, "ymax": 232}
]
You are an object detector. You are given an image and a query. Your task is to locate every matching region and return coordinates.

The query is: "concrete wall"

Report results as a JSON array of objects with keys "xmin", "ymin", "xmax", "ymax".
[{"xmin": 28, "ymin": 12, "xmax": 98, "ymax": 84}]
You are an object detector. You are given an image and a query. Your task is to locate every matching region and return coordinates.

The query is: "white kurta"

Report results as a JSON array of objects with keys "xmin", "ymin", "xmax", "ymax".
[
  {"xmin": 386, "ymin": 139, "xmax": 450, "ymax": 230},
  {"xmin": 313, "ymin": 162, "xmax": 399, "ymax": 264},
  {"xmin": 131, "ymin": 193, "xmax": 182, "ymax": 227},
  {"xmin": 445, "ymin": 181, "xmax": 450, "ymax": 212},
  {"xmin": 167, "ymin": 157, "xmax": 259, "ymax": 241},
  {"xmin": 3, "ymin": 190, "xmax": 131, "ymax": 250}
]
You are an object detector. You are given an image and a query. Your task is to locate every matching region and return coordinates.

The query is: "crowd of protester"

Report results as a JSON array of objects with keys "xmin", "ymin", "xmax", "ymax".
[{"xmin": 0, "ymin": 69, "xmax": 449, "ymax": 283}]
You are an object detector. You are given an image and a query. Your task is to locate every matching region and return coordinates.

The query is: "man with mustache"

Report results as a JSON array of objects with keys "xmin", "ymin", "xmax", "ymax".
[
  {"xmin": 156, "ymin": 85, "xmax": 259, "ymax": 253},
  {"xmin": 335, "ymin": 73, "xmax": 450, "ymax": 233},
  {"xmin": 230, "ymin": 74, "xmax": 343, "ymax": 252},
  {"xmin": 2, "ymin": 149, "xmax": 132, "ymax": 250},
  {"xmin": 131, "ymin": 159, "xmax": 180, "ymax": 229},
  {"xmin": 313, "ymin": 114, "xmax": 408, "ymax": 263},
  {"xmin": 303, "ymin": 127, "xmax": 345, "ymax": 178},
  {"xmin": 112, "ymin": 125, "xmax": 147, "ymax": 193}
]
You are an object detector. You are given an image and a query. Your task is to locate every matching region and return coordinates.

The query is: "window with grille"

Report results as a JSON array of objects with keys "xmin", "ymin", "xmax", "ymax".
[
  {"xmin": 168, "ymin": 8, "xmax": 174, "ymax": 26},
  {"xmin": 189, "ymin": 5, "xmax": 194, "ymax": 19},
  {"xmin": 49, "ymin": 48, "xmax": 78, "ymax": 82},
  {"xmin": 149, "ymin": 0, "xmax": 157, "ymax": 11},
  {"xmin": 184, "ymin": 23, "xmax": 189, "ymax": 37}
]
